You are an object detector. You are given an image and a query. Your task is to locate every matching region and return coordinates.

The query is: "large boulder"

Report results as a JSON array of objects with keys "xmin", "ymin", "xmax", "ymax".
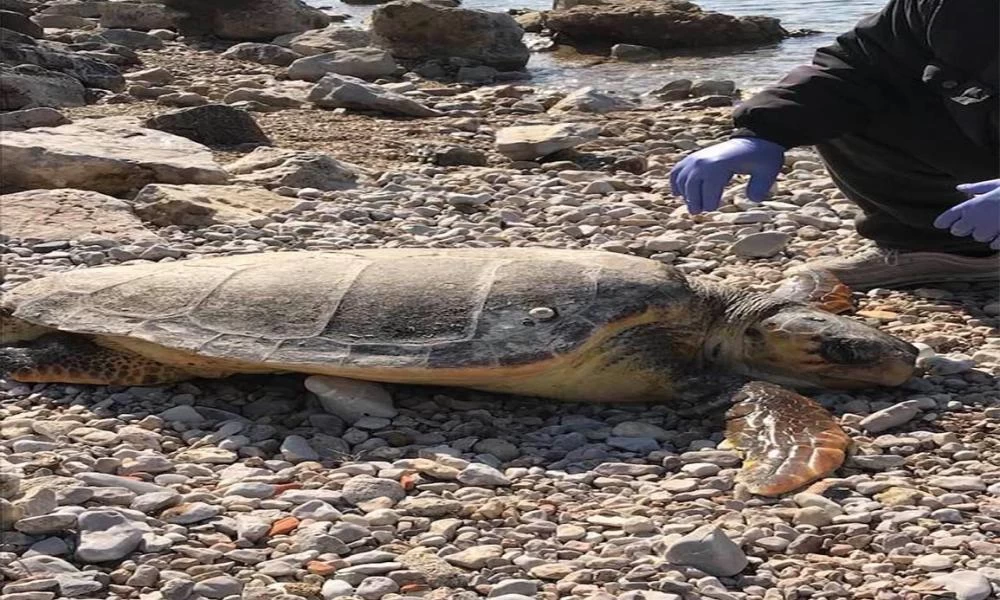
[
  {"xmin": 38, "ymin": 1, "xmax": 105, "ymax": 18},
  {"xmin": 0, "ymin": 38, "xmax": 125, "ymax": 90},
  {"xmin": 162, "ymin": 0, "xmax": 331, "ymax": 41},
  {"xmin": 0, "ymin": 117, "xmax": 229, "ymax": 195},
  {"xmin": 0, "ymin": 189, "xmax": 161, "ymax": 243},
  {"xmin": 221, "ymin": 42, "xmax": 301, "ymax": 67},
  {"xmin": 1, "ymin": 0, "xmax": 35, "ymax": 16},
  {"xmin": 549, "ymin": 87, "xmax": 635, "ymax": 113},
  {"xmin": 132, "ymin": 183, "xmax": 297, "ymax": 226},
  {"xmin": 2, "ymin": 10, "xmax": 43, "ymax": 38},
  {"xmin": 307, "ymin": 73, "xmax": 441, "ymax": 117},
  {"xmin": 495, "ymin": 123, "xmax": 601, "ymax": 161},
  {"xmin": 0, "ymin": 107, "xmax": 71, "ymax": 130},
  {"xmin": 370, "ymin": 1, "xmax": 529, "ymax": 71},
  {"xmin": 98, "ymin": 2, "xmax": 182, "ymax": 30},
  {"xmin": 223, "ymin": 87, "xmax": 303, "ymax": 109},
  {"xmin": 30, "ymin": 13, "xmax": 97, "ymax": 29},
  {"xmin": 144, "ymin": 104, "xmax": 271, "ymax": 147},
  {"xmin": 98, "ymin": 29, "xmax": 165, "ymax": 50},
  {"xmin": 226, "ymin": 147, "xmax": 359, "ymax": 191},
  {"xmin": 273, "ymin": 25, "xmax": 371, "ymax": 55},
  {"xmin": 287, "ymin": 47, "xmax": 397, "ymax": 82},
  {"xmin": 545, "ymin": 0, "xmax": 787, "ymax": 49},
  {"xmin": 0, "ymin": 64, "xmax": 86, "ymax": 109}
]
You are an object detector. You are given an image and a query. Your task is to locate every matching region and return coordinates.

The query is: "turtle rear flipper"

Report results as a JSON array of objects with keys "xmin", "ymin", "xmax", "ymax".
[
  {"xmin": 725, "ymin": 381, "xmax": 850, "ymax": 496},
  {"xmin": 771, "ymin": 269, "xmax": 855, "ymax": 314},
  {"xmin": 1, "ymin": 333, "xmax": 193, "ymax": 385}
]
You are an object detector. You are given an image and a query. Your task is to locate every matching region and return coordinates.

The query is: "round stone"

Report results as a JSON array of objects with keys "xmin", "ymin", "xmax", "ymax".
[
  {"xmin": 342, "ymin": 475, "xmax": 406, "ymax": 505},
  {"xmin": 913, "ymin": 553, "xmax": 954, "ymax": 571}
]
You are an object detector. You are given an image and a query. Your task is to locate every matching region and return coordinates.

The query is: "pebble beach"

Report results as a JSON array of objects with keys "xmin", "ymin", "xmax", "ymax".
[{"xmin": 1, "ymin": 2, "xmax": 999, "ymax": 600}]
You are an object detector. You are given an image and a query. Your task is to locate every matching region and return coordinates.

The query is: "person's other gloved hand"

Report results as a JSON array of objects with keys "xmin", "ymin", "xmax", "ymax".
[
  {"xmin": 933, "ymin": 179, "xmax": 1000, "ymax": 250},
  {"xmin": 669, "ymin": 137, "xmax": 785, "ymax": 214}
]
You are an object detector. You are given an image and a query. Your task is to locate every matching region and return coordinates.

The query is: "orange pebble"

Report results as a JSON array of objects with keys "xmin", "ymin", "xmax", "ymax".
[
  {"xmin": 273, "ymin": 483, "xmax": 302, "ymax": 494},
  {"xmin": 306, "ymin": 561, "xmax": 338, "ymax": 576},
  {"xmin": 400, "ymin": 472, "xmax": 418, "ymax": 491},
  {"xmin": 400, "ymin": 584, "xmax": 430, "ymax": 593},
  {"xmin": 267, "ymin": 516, "xmax": 300, "ymax": 537}
]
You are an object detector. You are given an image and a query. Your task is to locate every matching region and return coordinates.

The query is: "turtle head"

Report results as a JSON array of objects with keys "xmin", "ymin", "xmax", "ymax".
[{"xmin": 735, "ymin": 304, "xmax": 918, "ymax": 389}]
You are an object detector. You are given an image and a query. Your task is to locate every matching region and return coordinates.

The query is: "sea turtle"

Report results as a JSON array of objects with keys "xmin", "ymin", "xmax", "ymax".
[{"xmin": 0, "ymin": 248, "xmax": 917, "ymax": 495}]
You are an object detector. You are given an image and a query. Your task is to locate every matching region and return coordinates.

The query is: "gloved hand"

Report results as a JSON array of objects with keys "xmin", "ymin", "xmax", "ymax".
[
  {"xmin": 933, "ymin": 179, "xmax": 1000, "ymax": 250},
  {"xmin": 669, "ymin": 137, "xmax": 785, "ymax": 214}
]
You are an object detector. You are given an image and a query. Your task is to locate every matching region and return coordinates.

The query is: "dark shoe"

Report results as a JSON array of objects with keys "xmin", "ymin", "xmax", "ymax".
[{"xmin": 792, "ymin": 247, "xmax": 999, "ymax": 290}]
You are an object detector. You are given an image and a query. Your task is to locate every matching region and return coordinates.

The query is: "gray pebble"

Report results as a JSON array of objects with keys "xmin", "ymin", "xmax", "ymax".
[
  {"xmin": 355, "ymin": 576, "xmax": 399, "ymax": 599},
  {"xmin": 75, "ymin": 510, "xmax": 145, "ymax": 563},
  {"xmin": 665, "ymin": 525, "xmax": 747, "ymax": 577}
]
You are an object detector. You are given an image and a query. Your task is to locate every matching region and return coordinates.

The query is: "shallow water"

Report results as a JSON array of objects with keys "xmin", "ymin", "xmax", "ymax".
[{"xmin": 307, "ymin": 0, "xmax": 887, "ymax": 93}]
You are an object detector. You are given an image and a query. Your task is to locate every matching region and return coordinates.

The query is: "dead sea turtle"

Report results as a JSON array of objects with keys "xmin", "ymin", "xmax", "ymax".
[{"xmin": 0, "ymin": 248, "xmax": 917, "ymax": 495}]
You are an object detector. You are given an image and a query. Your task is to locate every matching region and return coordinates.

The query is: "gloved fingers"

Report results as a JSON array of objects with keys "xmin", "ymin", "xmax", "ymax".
[
  {"xmin": 671, "ymin": 158, "xmax": 696, "ymax": 200},
  {"xmin": 948, "ymin": 216, "xmax": 976, "ymax": 238},
  {"xmin": 699, "ymin": 176, "xmax": 727, "ymax": 212},
  {"xmin": 669, "ymin": 159, "xmax": 686, "ymax": 197},
  {"xmin": 972, "ymin": 226, "xmax": 1000, "ymax": 243},
  {"xmin": 957, "ymin": 179, "xmax": 1000, "ymax": 196},
  {"xmin": 684, "ymin": 173, "xmax": 705, "ymax": 214},
  {"xmin": 991, "ymin": 237, "xmax": 1000, "ymax": 251},
  {"xmin": 745, "ymin": 164, "xmax": 781, "ymax": 202},
  {"xmin": 933, "ymin": 206, "xmax": 962, "ymax": 229}
]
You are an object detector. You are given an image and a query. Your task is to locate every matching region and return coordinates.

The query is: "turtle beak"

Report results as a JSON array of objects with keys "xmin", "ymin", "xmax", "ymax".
[
  {"xmin": 818, "ymin": 335, "xmax": 918, "ymax": 387},
  {"xmin": 819, "ymin": 330, "xmax": 918, "ymax": 387},
  {"xmin": 747, "ymin": 306, "xmax": 919, "ymax": 389}
]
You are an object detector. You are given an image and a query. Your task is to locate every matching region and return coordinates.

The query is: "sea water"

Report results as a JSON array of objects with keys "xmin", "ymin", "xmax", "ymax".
[{"xmin": 306, "ymin": 0, "xmax": 887, "ymax": 93}]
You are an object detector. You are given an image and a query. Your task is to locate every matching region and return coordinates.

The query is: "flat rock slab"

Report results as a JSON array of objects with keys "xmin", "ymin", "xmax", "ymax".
[
  {"xmin": 495, "ymin": 123, "xmax": 601, "ymax": 161},
  {"xmin": 226, "ymin": 146, "xmax": 359, "ymax": 191},
  {"xmin": 0, "ymin": 107, "xmax": 70, "ymax": 131},
  {"xmin": 132, "ymin": 183, "xmax": 298, "ymax": 227},
  {"xmin": 308, "ymin": 72, "xmax": 442, "ymax": 117},
  {"xmin": 287, "ymin": 47, "xmax": 397, "ymax": 82},
  {"xmin": 274, "ymin": 25, "xmax": 372, "ymax": 56},
  {"xmin": 0, "ymin": 189, "xmax": 161, "ymax": 243},
  {"xmin": 1, "ymin": 117, "xmax": 229, "ymax": 195},
  {"xmin": 550, "ymin": 86, "xmax": 636, "ymax": 113}
]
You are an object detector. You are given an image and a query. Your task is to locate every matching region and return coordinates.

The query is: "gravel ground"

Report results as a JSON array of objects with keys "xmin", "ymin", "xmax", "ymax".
[{"xmin": 2, "ymin": 34, "xmax": 999, "ymax": 600}]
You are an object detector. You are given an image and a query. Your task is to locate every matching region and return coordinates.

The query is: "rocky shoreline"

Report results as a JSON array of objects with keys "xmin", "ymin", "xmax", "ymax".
[{"xmin": 1, "ymin": 1, "xmax": 999, "ymax": 600}]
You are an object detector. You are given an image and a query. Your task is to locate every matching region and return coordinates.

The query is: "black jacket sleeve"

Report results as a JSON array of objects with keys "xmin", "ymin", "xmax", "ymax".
[{"xmin": 731, "ymin": 0, "xmax": 937, "ymax": 148}]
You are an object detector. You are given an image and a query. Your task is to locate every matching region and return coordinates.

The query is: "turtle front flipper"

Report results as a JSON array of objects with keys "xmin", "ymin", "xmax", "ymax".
[
  {"xmin": 771, "ymin": 268, "xmax": 855, "ymax": 314},
  {"xmin": 1, "ymin": 333, "xmax": 193, "ymax": 386},
  {"xmin": 724, "ymin": 381, "xmax": 850, "ymax": 496}
]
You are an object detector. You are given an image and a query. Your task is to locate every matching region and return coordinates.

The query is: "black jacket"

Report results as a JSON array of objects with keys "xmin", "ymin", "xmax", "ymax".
[{"xmin": 732, "ymin": 0, "xmax": 999, "ymax": 155}]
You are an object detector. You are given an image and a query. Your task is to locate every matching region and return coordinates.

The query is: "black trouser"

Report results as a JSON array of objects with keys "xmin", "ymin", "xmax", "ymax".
[{"xmin": 815, "ymin": 105, "xmax": 999, "ymax": 257}]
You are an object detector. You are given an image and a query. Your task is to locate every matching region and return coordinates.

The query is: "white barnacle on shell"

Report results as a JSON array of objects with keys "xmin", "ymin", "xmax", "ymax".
[{"xmin": 528, "ymin": 306, "xmax": 556, "ymax": 321}]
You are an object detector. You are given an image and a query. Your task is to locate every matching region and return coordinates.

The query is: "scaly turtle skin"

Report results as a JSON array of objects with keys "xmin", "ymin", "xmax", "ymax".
[{"xmin": 0, "ymin": 248, "xmax": 917, "ymax": 495}]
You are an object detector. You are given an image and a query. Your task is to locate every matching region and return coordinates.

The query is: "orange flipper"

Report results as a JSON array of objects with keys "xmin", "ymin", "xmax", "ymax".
[
  {"xmin": 772, "ymin": 269, "xmax": 855, "ymax": 314},
  {"xmin": 725, "ymin": 381, "xmax": 851, "ymax": 496}
]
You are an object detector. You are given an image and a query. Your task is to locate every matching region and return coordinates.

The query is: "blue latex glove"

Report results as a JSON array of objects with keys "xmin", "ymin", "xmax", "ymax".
[
  {"xmin": 670, "ymin": 137, "xmax": 785, "ymax": 214},
  {"xmin": 933, "ymin": 179, "xmax": 1000, "ymax": 250}
]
